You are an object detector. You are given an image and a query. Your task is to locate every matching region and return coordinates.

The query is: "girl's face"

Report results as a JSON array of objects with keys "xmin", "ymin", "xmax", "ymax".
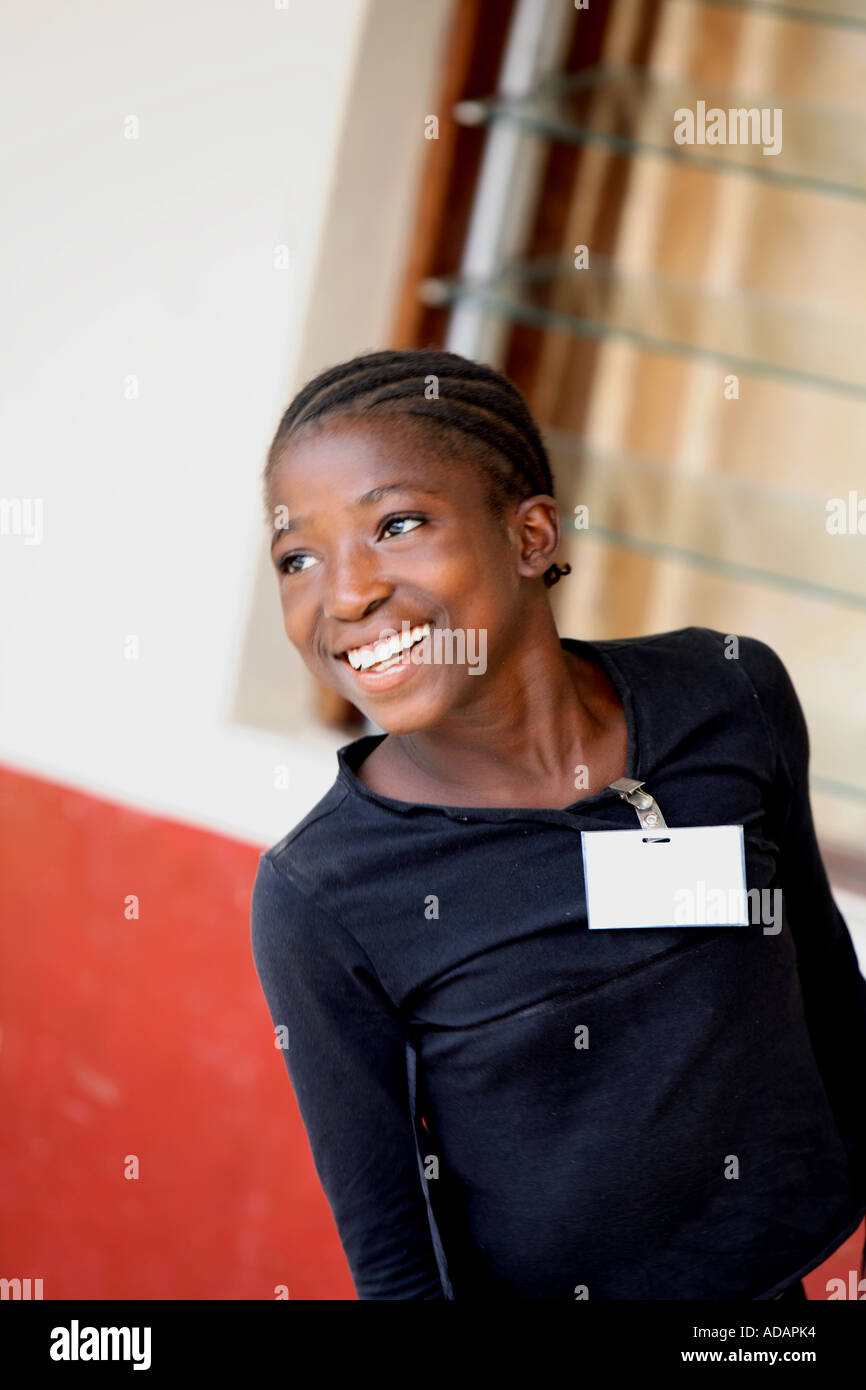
[{"xmin": 267, "ymin": 415, "xmax": 555, "ymax": 735}]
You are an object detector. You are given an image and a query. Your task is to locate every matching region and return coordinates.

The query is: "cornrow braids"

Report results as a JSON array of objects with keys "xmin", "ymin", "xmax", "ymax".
[{"xmin": 263, "ymin": 348, "xmax": 572, "ymax": 589}]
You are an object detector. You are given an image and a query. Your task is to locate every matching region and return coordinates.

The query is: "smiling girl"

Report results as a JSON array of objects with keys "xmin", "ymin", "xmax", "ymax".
[{"xmin": 250, "ymin": 348, "xmax": 866, "ymax": 1301}]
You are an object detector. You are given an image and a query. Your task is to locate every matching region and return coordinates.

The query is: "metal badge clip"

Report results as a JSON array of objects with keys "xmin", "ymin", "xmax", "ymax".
[{"xmin": 608, "ymin": 777, "xmax": 669, "ymax": 831}]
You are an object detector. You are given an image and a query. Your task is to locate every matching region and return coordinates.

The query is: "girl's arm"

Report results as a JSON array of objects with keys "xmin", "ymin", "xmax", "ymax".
[
  {"xmin": 250, "ymin": 851, "xmax": 447, "ymax": 1300},
  {"xmin": 737, "ymin": 635, "xmax": 866, "ymax": 1211}
]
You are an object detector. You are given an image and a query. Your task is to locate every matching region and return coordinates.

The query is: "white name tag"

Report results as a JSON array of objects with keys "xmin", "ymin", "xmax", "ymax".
[{"xmin": 580, "ymin": 825, "xmax": 748, "ymax": 930}]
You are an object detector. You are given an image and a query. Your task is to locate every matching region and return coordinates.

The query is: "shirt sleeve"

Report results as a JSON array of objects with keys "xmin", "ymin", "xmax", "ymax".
[
  {"xmin": 737, "ymin": 635, "xmax": 866, "ymax": 1209},
  {"xmin": 250, "ymin": 850, "xmax": 447, "ymax": 1300}
]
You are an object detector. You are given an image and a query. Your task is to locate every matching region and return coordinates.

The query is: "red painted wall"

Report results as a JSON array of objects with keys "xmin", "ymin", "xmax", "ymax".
[
  {"xmin": 0, "ymin": 764, "xmax": 354, "ymax": 1299},
  {"xmin": 0, "ymin": 764, "xmax": 861, "ymax": 1300}
]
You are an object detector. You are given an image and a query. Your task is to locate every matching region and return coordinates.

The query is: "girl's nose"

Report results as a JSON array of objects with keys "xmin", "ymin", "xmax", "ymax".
[{"xmin": 321, "ymin": 540, "xmax": 392, "ymax": 623}]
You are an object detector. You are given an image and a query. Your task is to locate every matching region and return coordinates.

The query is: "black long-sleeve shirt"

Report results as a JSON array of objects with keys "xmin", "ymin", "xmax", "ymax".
[{"xmin": 250, "ymin": 626, "xmax": 866, "ymax": 1300}]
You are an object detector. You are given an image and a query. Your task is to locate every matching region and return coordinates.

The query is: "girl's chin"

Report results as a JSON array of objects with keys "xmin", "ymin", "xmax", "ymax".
[
  {"xmin": 356, "ymin": 687, "xmax": 451, "ymax": 737},
  {"xmin": 316, "ymin": 654, "xmax": 463, "ymax": 731}
]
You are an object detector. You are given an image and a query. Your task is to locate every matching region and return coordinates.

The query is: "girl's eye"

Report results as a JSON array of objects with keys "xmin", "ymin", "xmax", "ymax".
[
  {"xmin": 382, "ymin": 514, "xmax": 424, "ymax": 538},
  {"xmin": 277, "ymin": 515, "xmax": 424, "ymax": 576},
  {"xmin": 278, "ymin": 553, "xmax": 318, "ymax": 576}
]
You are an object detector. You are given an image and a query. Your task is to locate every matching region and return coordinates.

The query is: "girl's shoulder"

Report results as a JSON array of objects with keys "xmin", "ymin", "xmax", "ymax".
[{"xmin": 591, "ymin": 624, "xmax": 797, "ymax": 717}]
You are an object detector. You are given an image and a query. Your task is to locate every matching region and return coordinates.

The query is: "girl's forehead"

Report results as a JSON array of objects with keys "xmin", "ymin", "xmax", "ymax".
[
  {"xmin": 270, "ymin": 415, "xmax": 477, "ymax": 497},
  {"xmin": 279, "ymin": 410, "xmax": 443, "ymax": 459}
]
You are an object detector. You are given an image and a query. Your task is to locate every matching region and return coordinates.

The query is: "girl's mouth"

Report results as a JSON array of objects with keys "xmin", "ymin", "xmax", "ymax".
[
  {"xmin": 338, "ymin": 622, "xmax": 434, "ymax": 691},
  {"xmin": 343, "ymin": 622, "xmax": 433, "ymax": 672}
]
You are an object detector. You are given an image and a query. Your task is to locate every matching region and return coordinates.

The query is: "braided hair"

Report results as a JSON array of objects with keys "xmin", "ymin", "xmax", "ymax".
[{"xmin": 263, "ymin": 348, "xmax": 572, "ymax": 588}]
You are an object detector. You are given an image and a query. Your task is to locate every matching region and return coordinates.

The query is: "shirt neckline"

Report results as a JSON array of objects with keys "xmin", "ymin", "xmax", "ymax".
[{"xmin": 335, "ymin": 635, "xmax": 640, "ymax": 822}]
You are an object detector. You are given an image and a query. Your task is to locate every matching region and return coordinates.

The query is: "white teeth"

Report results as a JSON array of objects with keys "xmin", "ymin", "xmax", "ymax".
[{"xmin": 346, "ymin": 623, "xmax": 431, "ymax": 671}]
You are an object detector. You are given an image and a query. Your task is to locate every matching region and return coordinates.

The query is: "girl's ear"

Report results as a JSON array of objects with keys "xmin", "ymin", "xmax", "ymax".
[{"xmin": 511, "ymin": 496, "xmax": 561, "ymax": 579}]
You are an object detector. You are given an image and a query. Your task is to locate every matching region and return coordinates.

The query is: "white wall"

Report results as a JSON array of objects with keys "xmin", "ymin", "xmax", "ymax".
[{"xmin": 0, "ymin": 0, "xmax": 378, "ymax": 845}]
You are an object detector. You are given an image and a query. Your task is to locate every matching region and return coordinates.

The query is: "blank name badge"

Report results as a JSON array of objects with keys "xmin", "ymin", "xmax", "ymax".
[{"xmin": 580, "ymin": 825, "xmax": 748, "ymax": 930}]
